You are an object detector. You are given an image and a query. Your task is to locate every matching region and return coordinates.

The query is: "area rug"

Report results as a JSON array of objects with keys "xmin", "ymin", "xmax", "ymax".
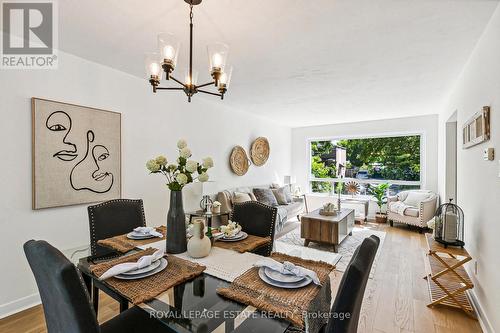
[{"xmin": 275, "ymin": 225, "xmax": 386, "ymax": 276}]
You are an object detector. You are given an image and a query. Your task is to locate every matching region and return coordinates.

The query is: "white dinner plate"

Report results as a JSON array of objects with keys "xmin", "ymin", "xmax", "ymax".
[
  {"xmin": 120, "ymin": 259, "xmax": 162, "ymax": 276},
  {"xmin": 115, "ymin": 258, "xmax": 168, "ymax": 280},
  {"xmin": 264, "ymin": 267, "xmax": 305, "ymax": 284},
  {"xmin": 258, "ymin": 267, "xmax": 312, "ymax": 289},
  {"xmin": 126, "ymin": 232, "xmax": 156, "ymax": 240},
  {"xmin": 219, "ymin": 232, "xmax": 248, "ymax": 242}
]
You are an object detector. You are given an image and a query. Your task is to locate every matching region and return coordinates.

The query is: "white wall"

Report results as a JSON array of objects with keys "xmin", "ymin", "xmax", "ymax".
[
  {"xmin": 291, "ymin": 115, "xmax": 439, "ymax": 196},
  {"xmin": 438, "ymin": 5, "xmax": 500, "ymax": 332},
  {"xmin": 0, "ymin": 51, "xmax": 291, "ymax": 317}
]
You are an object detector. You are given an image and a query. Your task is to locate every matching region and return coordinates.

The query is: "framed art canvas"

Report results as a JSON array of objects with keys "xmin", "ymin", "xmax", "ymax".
[
  {"xmin": 462, "ymin": 106, "xmax": 490, "ymax": 149},
  {"xmin": 32, "ymin": 98, "xmax": 121, "ymax": 209}
]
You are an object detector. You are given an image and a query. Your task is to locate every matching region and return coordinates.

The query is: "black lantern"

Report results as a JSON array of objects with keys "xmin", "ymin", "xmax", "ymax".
[{"xmin": 434, "ymin": 199, "xmax": 465, "ymax": 247}]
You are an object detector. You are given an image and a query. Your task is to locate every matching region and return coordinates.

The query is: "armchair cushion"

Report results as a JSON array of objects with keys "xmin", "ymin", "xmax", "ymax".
[{"xmin": 403, "ymin": 191, "xmax": 432, "ymax": 207}]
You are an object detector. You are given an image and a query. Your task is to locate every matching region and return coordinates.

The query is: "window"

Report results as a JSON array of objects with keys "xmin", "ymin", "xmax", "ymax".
[{"xmin": 310, "ymin": 135, "xmax": 421, "ymax": 195}]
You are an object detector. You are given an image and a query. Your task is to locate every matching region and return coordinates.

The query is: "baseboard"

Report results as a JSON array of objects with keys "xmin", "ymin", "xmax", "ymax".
[
  {"xmin": 0, "ymin": 293, "xmax": 41, "ymax": 320},
  {"xmin": 468, "ymin": 289, "xmax": 495, "ymax": 333}
]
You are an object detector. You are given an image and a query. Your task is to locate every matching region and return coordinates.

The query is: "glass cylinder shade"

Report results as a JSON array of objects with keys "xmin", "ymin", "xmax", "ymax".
[
  {"xmin": 144, "ymin": 53, "xmax": 161, "ymax": 78},
  {"xmin": 184, "ymin": 69, "xmax": 199, "ymax": 86},
  {"xmin": 158, "ymin": 32, "xmax": 180, "ymax": 67},
  {"xmin": 207, "ymin": 42, "xmax": 229, "ymax": 73},
  {"xmin": 218, "ymin": 66, "xmax": 233, "ymax": 89}
]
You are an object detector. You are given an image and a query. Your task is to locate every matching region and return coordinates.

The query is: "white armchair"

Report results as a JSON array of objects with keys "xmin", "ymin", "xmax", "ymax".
[{"xmin": 387, "ymin": 190, "xmax": 438, "ymax": 230}]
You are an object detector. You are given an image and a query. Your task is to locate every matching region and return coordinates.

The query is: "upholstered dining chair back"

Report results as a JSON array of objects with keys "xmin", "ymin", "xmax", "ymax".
[
  {"xmin": 325, "ymin": 235, "xmax": 380, "ymax": 333},
  {"xmin": 88, "ymin": 199, "xmax": 146, "ymax": 257},
  {"xmin": 23, "ymin": 240, "xmax": 100, "ymax": 333},
  {"xmin": 230, "ymin": 201, "xmax": 278, "ymax": 256}
]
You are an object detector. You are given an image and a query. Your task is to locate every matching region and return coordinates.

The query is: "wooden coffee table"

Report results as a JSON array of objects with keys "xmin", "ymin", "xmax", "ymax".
[{"xmin": 300, "ymin": 208, "xmax": 355, "ymax": 252}]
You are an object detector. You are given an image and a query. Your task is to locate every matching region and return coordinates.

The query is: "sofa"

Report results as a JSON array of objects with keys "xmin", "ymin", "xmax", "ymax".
[
  {"xmin": 387, "ymin": 190, "xmax": 438, "ymax": 231},
  {"xmin": 216, "ymin": 185, "xmax": 304, "ymax": 233}
]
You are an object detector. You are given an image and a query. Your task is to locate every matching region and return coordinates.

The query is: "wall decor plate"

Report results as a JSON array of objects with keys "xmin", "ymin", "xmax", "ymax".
[
  {"xmin": 32, "ymin": 98, "xmax": 121, "ymax": 209},
  {"xmin": 230, "ymin": 146, "xmax": 249, "ymax": 176},
  {"xmin": 250, "ymin": 137, "xmax": 270, "ymax": 166}
]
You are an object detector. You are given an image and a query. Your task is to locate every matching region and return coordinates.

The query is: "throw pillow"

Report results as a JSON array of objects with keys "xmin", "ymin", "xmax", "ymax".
[
  {"xmin": 403, "ymin": 191, "xmax": 430, "ymax": 207},
  {"xmin": 233, "ymin": 192, "xmax": 253, "ymax": 203},
  {"xmin": 283, "ymin": 186, "xmax": 293, "ymax": 203},
  {"xmin": 253, "ymin": 188, "xmax": 279, "ymax": 206},
  {"xmin": 272, "ymin": 188, "xmax": 288, "ymax": 205}
]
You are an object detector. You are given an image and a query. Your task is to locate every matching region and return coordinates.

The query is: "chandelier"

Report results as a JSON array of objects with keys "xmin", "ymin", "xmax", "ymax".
[{"xmin": 144, "ymin": 0, "xmax": 232, "ymax": 102}]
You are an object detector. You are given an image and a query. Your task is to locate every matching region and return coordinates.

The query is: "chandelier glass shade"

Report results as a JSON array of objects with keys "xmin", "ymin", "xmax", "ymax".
[{"xmin": 144, "ymin": 0, "xmax": 232, "ymax": 102}]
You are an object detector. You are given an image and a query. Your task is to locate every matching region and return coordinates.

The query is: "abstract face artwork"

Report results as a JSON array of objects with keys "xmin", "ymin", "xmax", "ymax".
[
  {"xmin": 45, "ymin": 111, "xmax": 78, "ymax": 162},
  {"xmin": 32, "ymin": 98, "xmax": 121, "ymax": 209},
  {"xmin": 70, "ymin": 130, "xmax": 114, "ymax": 193}
]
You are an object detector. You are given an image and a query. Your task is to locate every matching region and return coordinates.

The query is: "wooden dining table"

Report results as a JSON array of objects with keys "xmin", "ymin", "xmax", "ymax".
[{"xmin": 78, "ymin": 242, "xmax": 292, "ymax": 333}]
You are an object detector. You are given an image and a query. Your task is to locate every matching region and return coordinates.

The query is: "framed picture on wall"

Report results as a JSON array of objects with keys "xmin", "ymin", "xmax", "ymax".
[
  {"xmin": 32, "ymin": 98, "xmax": 122, "ymax": 209},
  {"xmin": 462, "ymin": 106, "xmax": 490, "ymax": 149}
]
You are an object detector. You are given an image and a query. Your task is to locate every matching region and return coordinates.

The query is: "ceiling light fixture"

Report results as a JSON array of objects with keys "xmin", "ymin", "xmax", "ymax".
[{"xmin": 145, "ymin": 0, "xmax": 232, "ymax": 102}]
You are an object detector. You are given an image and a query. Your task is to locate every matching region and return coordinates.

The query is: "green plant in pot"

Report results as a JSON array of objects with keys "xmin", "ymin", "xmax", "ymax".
[
  {"xmin": 368, "ymin": 183, "xmax": 390, "ymax": 223},
  {"xmin": 146, "ymin": 139, "xmax": 213, "ymax": 253}
]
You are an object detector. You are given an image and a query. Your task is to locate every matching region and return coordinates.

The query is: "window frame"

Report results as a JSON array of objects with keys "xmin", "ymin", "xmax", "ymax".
[{"xmin": 307, "ymin": 131, "xmax": 425, "ymax": 194}]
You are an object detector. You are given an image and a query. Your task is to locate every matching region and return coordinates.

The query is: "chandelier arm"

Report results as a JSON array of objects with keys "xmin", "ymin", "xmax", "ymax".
[
  {"xmin": 156, "ymin": 87, "xmax": 185, "ymax": 90},
  {"xmin": 195, "ymin": 81, "xmax": 216, "ymax": 89},
  {"xmin": 170, "ymin": 75, "xmax": 187, "ymax": 88},
  {"xmin": 198, "ymin": 89, "xmax": 222, "ymax": 97}
]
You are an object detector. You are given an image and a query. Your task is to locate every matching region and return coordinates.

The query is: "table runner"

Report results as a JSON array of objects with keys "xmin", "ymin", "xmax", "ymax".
[
  {"xmin": 90, "ymin": 248, "xmax": 205, "ymax": 304},
  {"xmin": 216, "ymin": 252, "xmax": 334, "ymax": 333},
  {"xmin": 97, "ymin": 226, "xmax": 166, "ymax": 253},
  {"xmin": 213, "ymin": 234, "xmax": 271, "ymax": 253},
  {"xmin": 174, "ymin": 247, "xmax": 263, "ymax": 282}
]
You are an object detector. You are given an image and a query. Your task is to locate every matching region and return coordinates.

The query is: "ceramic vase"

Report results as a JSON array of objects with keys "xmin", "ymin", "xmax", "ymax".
[
  {"xmin": 166, "ymin": 190, "xmax": 187, "ymax": 254},
  {"xmin": 211, "ymin": 206, "xmax": 220, "ymax": 214},
  {"xmin": 187, "ymin": 219, "xmax": 211, "ymax": 258}
]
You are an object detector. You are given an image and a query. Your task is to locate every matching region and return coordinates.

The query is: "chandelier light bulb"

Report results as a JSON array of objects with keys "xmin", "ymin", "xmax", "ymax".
[
  {"xmin": 207, "ymin": 42, "xmax": 229, "ymax": 73},
  {"xmin": 149, "ymin": 62, "xmax": 161, "ymax": 76},
  {"xmin": 219, "ymin": 66, "xmax": 233, "ymax": 87},
  {"xmin": 158, "ymin": 32, "xmax": 180, "ymax": 67},
  {"xmin": 212, "ymin": 53, "xmax": 223, "ymax": 69},
  {"xmin": 144, "ymin": 53, "xmax": 161, "ymax": 78},
  {"xmin": 163, "ymin": 45, "xmax": 176, "ymax": 61}
]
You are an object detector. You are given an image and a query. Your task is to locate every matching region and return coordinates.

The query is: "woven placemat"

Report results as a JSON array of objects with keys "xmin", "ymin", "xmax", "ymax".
[
  {"xmin": 217, "ymin": 252, "xmax": 334, "ymax": 332},
  {"xmin": 97, "ymin": 226, "xmax": 166, "ymax": 253},
  {"xmin": 90, "ymin": 248, "xmax": 206, "ymax": 305},
  {"xmin": 213, "ymin": 235, "xmax": 271, "ymax": 253}
]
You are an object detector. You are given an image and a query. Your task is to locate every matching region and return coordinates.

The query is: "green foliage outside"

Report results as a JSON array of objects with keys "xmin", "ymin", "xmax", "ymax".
[
  {"xmin": 310, "ymin": 136, "xmax": 420, "ymax": 193},
  {"xmin": 337, "ymin": 136, "xmax": 420, "ymax": 181}
]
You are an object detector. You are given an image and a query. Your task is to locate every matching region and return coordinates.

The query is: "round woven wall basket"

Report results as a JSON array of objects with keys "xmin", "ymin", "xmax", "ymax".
[
  {"xmin": 230, "ymin": 146, "xmax": 250, "ymax": 176},
  {"xmin": 250, "ymin": 137, "xmax": 270, "ymax": 166}
]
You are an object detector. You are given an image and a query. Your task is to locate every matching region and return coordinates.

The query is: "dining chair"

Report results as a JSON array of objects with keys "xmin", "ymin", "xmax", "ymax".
[
  {"xmin": 87, "ymin": 199, "xmax": 146, "ymax": 314},
  {"xmin": 324, "ymin": 235, "xmax": 380, "ymax": 333},
  {"xmin": 230, "ymin": 201, "xmax": 278, "ymax": 256},
  {"xmin": 23, "ymin": 240, "xmax": 172, "ymax": 333},
  {"xmin": 88, "ymin": 199, "xmax": 147, "ymax": 257}
]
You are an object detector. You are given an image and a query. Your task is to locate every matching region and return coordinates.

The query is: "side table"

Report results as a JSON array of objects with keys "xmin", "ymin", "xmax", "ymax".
[{"xmin": 423, "ymin": 233, "xmax": 475, "ymax": 318}]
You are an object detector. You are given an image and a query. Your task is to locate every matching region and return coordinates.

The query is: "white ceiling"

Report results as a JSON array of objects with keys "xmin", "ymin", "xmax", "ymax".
[{"xmin": 57, "ymin": 0, "xmax": 499, "ymax": 127}]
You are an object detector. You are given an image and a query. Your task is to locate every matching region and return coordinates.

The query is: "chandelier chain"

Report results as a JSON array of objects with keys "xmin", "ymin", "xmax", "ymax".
[{"xmin": 190, "ymin": 4, "xmax": 193, "ymax": 23}]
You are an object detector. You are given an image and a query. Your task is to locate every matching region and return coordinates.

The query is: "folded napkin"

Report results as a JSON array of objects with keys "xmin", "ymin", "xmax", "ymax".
[
  {"xmin": 99, "ymin": 249, "xmax": 164, "ymax": 280},
  {"xmin": 133, "ymin": 226, "xmax": 163, "ymax": 238},
  {"xmin": 254, "ymin": 258, "xmax": 321, "ymax": 285}
]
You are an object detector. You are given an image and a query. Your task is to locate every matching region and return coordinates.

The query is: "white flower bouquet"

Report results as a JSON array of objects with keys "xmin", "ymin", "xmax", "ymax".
[
  {"xmin": 220, "ymin": 220, "xmax": 241, "ymax": 237},
  {"xmin": 146, "ymin": 139, "xmax": 214, "ymax": 191}
]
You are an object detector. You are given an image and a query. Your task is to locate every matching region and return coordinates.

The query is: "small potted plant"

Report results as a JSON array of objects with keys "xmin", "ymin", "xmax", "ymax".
[
  {"xmin": 368, "ymin": 183, "xmax": 390, "ymax": 223},
  {"xmin": 211, "ymin": 201, "xmax": 221, "ymax": 214}
]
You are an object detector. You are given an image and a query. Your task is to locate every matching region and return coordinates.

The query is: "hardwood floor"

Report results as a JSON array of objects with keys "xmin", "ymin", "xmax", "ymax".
[{"xmin": 0, "ymin": 223, "xmax": 482, "ymax": 333}]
